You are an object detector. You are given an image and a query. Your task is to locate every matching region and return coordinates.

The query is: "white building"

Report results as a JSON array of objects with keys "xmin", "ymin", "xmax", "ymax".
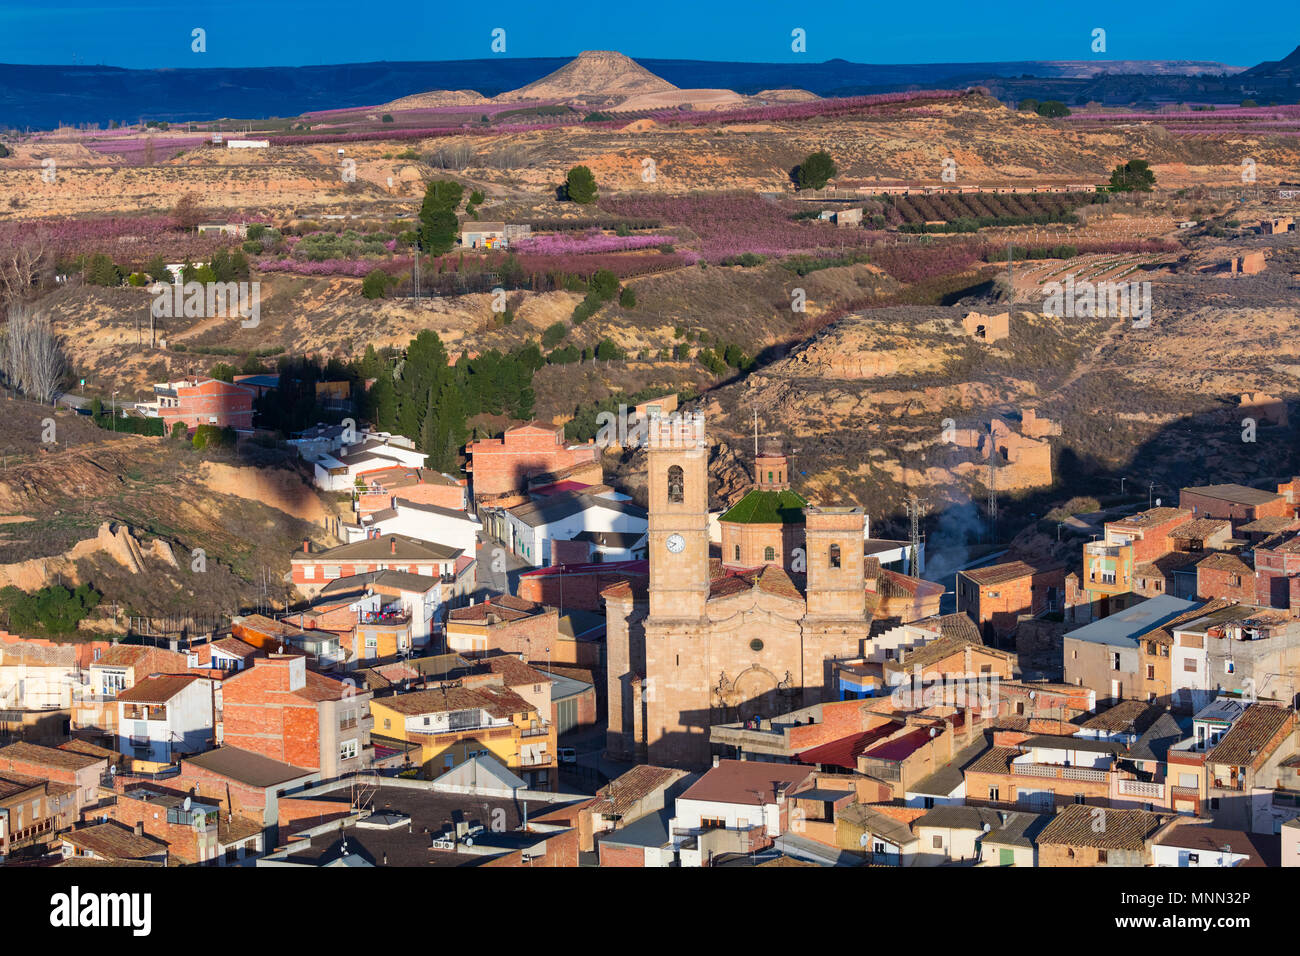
[
  {"xmin": 503, "ymin": 492, "xmax": 648, "ymax": 567},
  {"xmin": 1151, "ymin": 824, "xmax": 1265, "ymax": 867},
  {"xmin": 116, "ymin": 674, "xmax": 214, "ymax": 764},
  {"xmin": 343, "ymin": 498, "xmax": 479, "ymax": 555},
  {"xmin": 312, "ymin": 435, "xmax": 429, "ymax": 492}
]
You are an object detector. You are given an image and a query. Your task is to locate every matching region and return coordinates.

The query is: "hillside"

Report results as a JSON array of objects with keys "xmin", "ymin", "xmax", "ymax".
[{"xmin": 500, "ymin": 50, "xmax": 677, "ymax": 102}]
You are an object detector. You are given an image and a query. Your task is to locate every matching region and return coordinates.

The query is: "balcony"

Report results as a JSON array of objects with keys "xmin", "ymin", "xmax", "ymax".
[
  {"xmin": 1171, "ymin": 786, "xmax": 1200, "ymax": 802},
  {"xmin": 521, "ymin": 724, "xmax": 552, "ymax": 738},
  {"xmin": 1012, "ymin": 762, "xmax": 1108, "ymax": 783},
  {"xmin": 1085, "ymin": 543, "xmax": 1124, "ymax": 558},
  {"xmin": 128, "ymin": 735, "xmax": 153, "ymax": 748},
  {"xmin": 519, "ymin": 752, "xmax": 553, "ymax": 768},
  {"xmin": 1118, "ymin": 779, "xmax": 1165, "ymax": 799}
]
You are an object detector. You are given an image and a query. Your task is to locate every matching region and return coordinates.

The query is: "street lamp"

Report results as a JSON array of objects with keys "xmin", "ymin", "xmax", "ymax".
[{"xmin": 111, "ymin": 390, "xmax": 120, "ymax": 432}]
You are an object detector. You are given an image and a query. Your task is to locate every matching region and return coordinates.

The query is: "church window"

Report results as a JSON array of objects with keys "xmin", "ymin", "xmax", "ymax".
[
  {"xmin": 829, "ymin": 543, "xmax": 841, "ymax": 569},
  {"xmin": 764, "ymin": 546, "xmax": 775, "ymax": 562},
  {"xmin": 667, "ymin": 465, "xmax": 684, "ymax": 503},
  {"xmin": 734, "ymin": 545, "xmax": 741, "ymax": 561},
  {"xmin": 768, "ymin": 471, "xmax": 773, "ymax": 483}
]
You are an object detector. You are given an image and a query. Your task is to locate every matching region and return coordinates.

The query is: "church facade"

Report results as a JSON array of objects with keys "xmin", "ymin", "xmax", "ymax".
[{"xmin": 603, "ymin": 413, "xmax": 870, "ymax": 768}]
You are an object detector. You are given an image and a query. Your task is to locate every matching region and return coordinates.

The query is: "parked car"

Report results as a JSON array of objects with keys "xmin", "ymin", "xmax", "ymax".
[{"xmin": 558, "ymin": 747, "xmax": 577, "ymax": 765}]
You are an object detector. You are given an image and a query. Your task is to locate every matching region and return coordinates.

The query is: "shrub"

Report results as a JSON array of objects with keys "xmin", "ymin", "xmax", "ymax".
[
  {"xmin": 565, "ymin": 165, "xmax": 598, "ymax": 204},
  {"xmin": 541, "ymin": 322, "xmax": 568, "ymax": 348},
  {"xmin": 795, "ymin": 150, "xmax": 837, "ymax": 190},
  {"xmin": 619, "ymin": 286, "xmax": 637, "ymax": 308},
  {"xmin": 381, "ymin": 114, "xmax": 394, "ymax": 123},
  {"xmin": 362, "ymin": 269, "xmax": 389, "ymax": 299},
  {"xmin": 0, "ymin": 584, "xmax": 101, "ymax": 635}
]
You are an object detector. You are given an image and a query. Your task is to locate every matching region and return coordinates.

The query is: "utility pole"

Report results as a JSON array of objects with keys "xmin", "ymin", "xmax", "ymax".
[
  {"xmin": 986, "ymin": 423, "xmax": 998, "ymax": 544},
  {"xmin": 905, "ymin": 494, "xmax": 927, "ymax": 579}
]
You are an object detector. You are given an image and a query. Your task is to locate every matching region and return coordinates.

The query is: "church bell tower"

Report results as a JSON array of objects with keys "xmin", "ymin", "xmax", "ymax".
[{"xmin": 647, "ymin": 412, "xmax": 710, "ymax": 622}]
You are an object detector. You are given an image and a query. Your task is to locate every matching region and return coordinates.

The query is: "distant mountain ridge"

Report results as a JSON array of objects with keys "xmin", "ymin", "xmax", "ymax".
[{"xmin": 0, "ymin": 51, "xmax": 1274, "ymax": 130}]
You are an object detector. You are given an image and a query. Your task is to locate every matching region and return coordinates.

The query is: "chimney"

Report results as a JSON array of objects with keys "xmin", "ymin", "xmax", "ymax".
[
  {"xmin": 134, "ymin": 821, "xmax": 144, "ymax": 836},
  {"xmin": 302, "ymin": 540, "xmax": 310, "ymax": 553},
  {"xmin": 390, "ymin": 538, "xmax": 397, "ymax": 555},
  {"xmin": 712, "ymin": 755, "xmax": 720, "ymax": 768}
]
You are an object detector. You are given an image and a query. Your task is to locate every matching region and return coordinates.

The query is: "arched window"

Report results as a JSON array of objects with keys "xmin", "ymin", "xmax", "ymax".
[
  {"xmin": 764, "ymin": 546, "xmax": 775, "ymax": 562},
  {"xmin": 667, "ymin": 465, "xmax": 684, "ymax": 503},
  {"xmin": 734, "ymin": 545, "xmax": 741, "ymax": 561},
  {"xmin": 829, "ymin": 543, "xmax": 841, "ymax": 569},
  {"xmin": 767, "ymin": 471, "xmax": 773, "ymax": 483}
]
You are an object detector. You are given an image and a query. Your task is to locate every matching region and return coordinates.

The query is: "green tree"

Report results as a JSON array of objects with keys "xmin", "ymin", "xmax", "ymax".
[
  {"xmin": 362, "ymin": 269, "xmax": 389, "ymax": 299},
  {"xmin": 796, "ymin": 151, "xmax": 837, "ymax": 190},
  {"xmin": 145, "ymin": 253, "xmax": 171, "ymax": 283},
  {"xmin": 85, "ymin": 253, "xmax": 122, "ymax": 287},
  {"xmin": 381, "ymin": 114, "xmax": 394, "ymax": 123},
  {"xmin": 595, "ymin": 338, "xmax": 622, "ymax": 361},
  {"xmin": 210, "ymin": 362, "xmax": 237, "ymax": 382},
  {"xmin": 367, "ymin": 375, "xmax": 397, "ymax": 431},
  {"xmin": 1108, "ymin": 159, "xmax": 1156, "ymax": 192},
  {"xmin": 1036, "ymin": 100, "xmax": 1070, "ymax": 118},
  {"xmin": 619, "ymin": 286, "xmax": 637, "ymax": 309},
  {"xmin": 418, "ymin": 179, "xmax": 464, "ymax": 254},
  {"xmin": 1017, "ymin": 98, "xmax": 1039, "ymax": 112},
  {"xmin": 588, "ymin": 269, "xmax": 619, "ymax": 302},
  {"xmin": 1241, "ymin": 98, "xmax": 1259, "ymax": 108},
  {"xmin": 565, "ymin": 165, "xmax": 598, "ymax": 204},
  {"xmin": 171, "ymin": 421, "xmax": 188, "ymax": 440},
  {"xmin": 541, "ymin": 322, "xmax": 568, "ymax": 348}
]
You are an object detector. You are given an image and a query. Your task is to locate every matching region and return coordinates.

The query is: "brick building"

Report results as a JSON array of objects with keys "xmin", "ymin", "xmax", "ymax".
[
  {"xmin": 220, "ymin": 655, "xmax": 373, "ymax": 780},
  {"xmin": 957, "ymin": 559, "xmax": 1065, "ymax": 641},
  {"xmin": 0, "ymin": 741, "xmax": 107, "ymax": 812},
  {"xmin": 445, "ymin": 594, "xmax": 559, "ymax": 659},
  {"xmin": 1035, "ymin": 804, "xmax": 1165, "ymax": 866},
  {"xmin": 142, "ymin": 377, "xmax": 255, "ymax": 432},
  {"xmin": 466, "ymin": 422, "xmax": 602, "ymax": 499},
  {"xmin": 1180, "ymin": 483, "xmax": 1289, "ymax": 527}
]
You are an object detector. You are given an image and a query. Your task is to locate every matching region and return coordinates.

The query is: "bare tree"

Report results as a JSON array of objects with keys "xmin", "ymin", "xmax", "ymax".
[
  {"xmin": 0, "ymin": 235, "xmax": 48, "ymax": 306},
  {"xmin": 1, "ymin": 303, "xmax": 68, "ymax": 403}
]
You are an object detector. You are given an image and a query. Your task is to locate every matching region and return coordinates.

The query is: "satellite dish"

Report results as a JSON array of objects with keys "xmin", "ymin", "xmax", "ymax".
[
  {"xmin": 109, "ymin": 766, "xmax": 117, "ymax": 775},
  {"xmin": 982, "ymin": 823, "xmax": 992, "ymax": 832},
  {"xmin": 1156, "ymin": 498, "xmax": 1162, "ymax": 507},
  {"xmin": 464, "ymin": 836, "xmax": 474, "ymax": 847},
  {"xmin": 1029, "ymin": 691, "xmax": 1037, "ymax": 701},
  {"xmin": 183, "ymin": 797, "xmax": 191, "ymax": 810},
  {"xmin": 859, "ymin": 833, "xmax": 870, "ymax": 848}
]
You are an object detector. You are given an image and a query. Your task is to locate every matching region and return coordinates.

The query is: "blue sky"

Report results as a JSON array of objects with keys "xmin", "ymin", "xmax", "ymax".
[{"xmin": 0, "ymin": 0, "xmax": 1292, "ymax": 68}]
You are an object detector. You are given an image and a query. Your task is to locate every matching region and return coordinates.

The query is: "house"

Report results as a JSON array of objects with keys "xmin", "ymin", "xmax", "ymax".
[
  {"xmin": 100, "ymin": 781, "xmax": 259, "ymax": 865},
  {"xmin": 0, "ymin": 772, "xmax": 78, "ymax": 860},
  {"xmin": 466, "ymin": 422, "xmax": 602, "ymax": 499},
  {"xmin": 671, "ymin": 759, "xmax": 817, "ymax": 865},
  {"xmin": 978, "ymin": 811, "xmax": 1050, "ymax": 866},
  {"xmin": 196, "ymin": 221, "xmax": 249, "ymax": 238},
  {"xmin": 220, "ymin": 655, "xmax": 373, "ymax": 780},
  {"xmin": 71, "ymin": 643, "xmax": 191, "ymax": 742},
  {"xmin": 232, "ymin": 613, "xmax": 345, "ymax": 668},
  {"xmin": 883, "ymin": 629, "xmax": 1014, "ymax": 691},
  {"xmin": 1062, "ymin": 595, "xmax": 1201, "ymax": 703},
  {"xmin": 870, "ymin": 570, "xmax": 945, "ymax": 624},
  {"xmin": 445, "ymin": 594, "xmax": 558, "ymax": 659},
  {"xmin": 1253, "ymin": 532, "xmax": 1300, "ymax": 611},
  {"xmin": 957, "ymin": 560, "xmax": 1065, "ymax": 641},
  {"xmin": 116, "ymin": 674, "xmax": 214, "ymax": 765},
  {"xmin": 368, "ymin": 679, "xmax": 556, "ymax": 790},
  {"xmin": 517, "ymin": 559, "xmax": 648, "ymax": 613},
  {"xmin": 137, "ymin": 377, "xmax": 255, "ymax": 432},
  {"xmin": 319, "ymin": 569, "xmax": 447, "ymax": 649},
  {"xmin": 1150, "ymin": 821, "xmax": 1270, "ymax": 866},
  {"xmin": 311, "ymin": 434, "xmax": 429, "ymax": 492},
  {"xmin": 586, "ymin": 764, "xmax": 692, "ymax": 860},
  {"xmin": 355, "ymin": 464, "xmax": 466, "ymax": 515},
  {"xmin": 835, "ymin": 802, "xmax": 924, "ymax": 865},
  {"xmin": 59, "ymin": 821, "xmax": 169, "ymax": 865},
  {"xmin": 1168, "ymin": 603, "xmax": 1300, "ymax": 712},
  {"xmin": 1203, "ymin": 702, "xmax": 1297, "ymax": 833},
  {"xmin": 460, "ymin": 221, "xmax": 507, "ymax": 249},
  {"xmin": 963, "ymin": 734, "xmax": 1125, "ymax": 813},
  {"xmin": 1036, "ymin": 803, "xmax": 1165, "ymax": 866},
  {"xmin": 911, "ymin": 805, "xmax": 1004, "ymax": 865},
  {"xmin": 503, "ymin": 491, "xmax": 648, "ymax": 568},
  {"xmin": 1180, "ymin": 483, "xmax": 1289, "ymax": 528},
  {"xmin": 290, "ymin": 534, "xmax": 474, "ymax": 603},
  {"xmin": 179, "ymin": 745, "xmax": 321, "ymax": 835},
  {"xmin": 0, "ymin": 741, "xmax": 108, "ymax": 813},
  {"xmin": 1070, "ymin": 508, "xmax": 1196, "ymax": 622},
  {"xmin": 342, "ymin": 497, "xmax": 480, "ymax": 554}
]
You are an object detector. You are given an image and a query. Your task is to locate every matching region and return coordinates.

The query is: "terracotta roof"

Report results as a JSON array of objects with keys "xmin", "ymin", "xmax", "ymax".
[
  {"xmin": 296, "ymin": 534, "xmax": 461, "ymax": 563},
  {"xmin": 378, "ymin": 683, "xmax": 534, "ymax": 720},
  {"xmin": 594, "ymin": 765, "xmax": 687, "ymax": 817},
  {"xmin": 0, "ymin": 771, "xmax": 47, "ymax": 799},
  {"xmin": 965, "ymin": 746, "xmax": 1021, "ymax": 776},
  {"xmin": 483, "ymin": 655, "xmax": 552, "ymax": 688},
  {"xmin": 448, "ymin": 594, "xmax": 544, "ymax": 623},
  {"xmin": 0, "ymin": 740, "xmax": 105, "ymax": 771},
  {"xmin": 62, "ymin": 822, "xmax": 168, "ymax": 860},
  {"xmin": 95, "ymin": 644, "xmax": 188, "ymax": 671},
  {"xmin": 962, "ymin": 560, "xmax": 1061, "ymax": 586},
  {"xmin": 1078, "ymin": 700, "xmax": 1161, "ymax": 734},
  {"xmin": 58, "ymin": 739, "xmax": 118, "ymax": 760},
  {"xmin": 211, "ymin": 636, "xmax": 260, "ymax": 658},
  {"xmin": 1134, "ymin": 599, "xmax": 1232, "ymax": 646},
  {"xmin": 115, "ymin": 673, "xmax": 203, "ymax": 703},
  {"xmin": 1170, "ymin": 518, "xmax": 1231, "ymax": 539},
  {"xmin": 1037, "ymin": 803, "xmax": 1163, "ymax": 850},
  {"xmin": 1206, "ymin": 703, "xmax": 1293, "ymax": 768},
  {"xmin": 678, "ymin": 759, "xmax": 815, "ymax": 805},
  {"xmin": 1133, "ymin": 551, "xmax": 1203, "ymax": 578},
  {"xmin": 1109, "ymin": 507, "xmax": 1192, "ymax": 530},
  {"xmin": 1196, "ymin": 552, "xmax": 1253, "ymax": 574},
  {"xmin": 878, "ymin": 570, "xmax": 945, "ymax": 600},
  {"xmin": 1238, "ymin": 516, "xmax": 1300, "ymax": 534}
]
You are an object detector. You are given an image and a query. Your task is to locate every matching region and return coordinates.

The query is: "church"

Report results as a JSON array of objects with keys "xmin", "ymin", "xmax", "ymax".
[{"xmin": 603, "ymin": 412, "xmax": 871, "ymax": 768}]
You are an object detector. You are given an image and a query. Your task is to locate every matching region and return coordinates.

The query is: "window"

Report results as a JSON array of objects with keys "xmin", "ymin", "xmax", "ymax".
[
  {"xmin": 932, "ymin": 835, "xmax": 943, "ymax": 849},
  {"xmin": 302, "ymin": 565, "xmax": 316, "ymax": 580},
  {"xmin": 829, "ymin": 543, "xmax": 841, "ymax": 569},
  {"xmin": 323, "ymin": 565, "xmax": 340, "ymax": 580},
  {"xmin": 1112, "ymin": 653, "xmax": 1122, "ymax": 671},
  {"xmin": 1098, "ymin": 850, "xmax": 1108, "ymax": 863},
  {"xmin": 989, "ymin": 787, "xmax": 999, "ymax": 801},
  {"xmin": 1146, "ymin": 665, "xmax": 1155, "ymax": 680},
  {"xmin": 767, "ymin": 471, "xmax": 773, "ymax": 483},
  {"xmin": 1101, "ymin": 572, "xmax": 1116, "ymax": 585},
  {"xmin": 667, "ymin": 465, "xmax": 684, "ymax": 503},
  {"xmin": 734, "ymin": 545, "xmax": 741, "ymax": 561},
  {"xmin": 383, "ymin": 718, "xmax": 390, "ymax": 729},
  {"xmin": 923, "ymin": 797, "xmax": 935, "ymax": 809},
  {"xmin": 1188, "ymin": 853, "xmax": 1199, "ymax": 864},
  {"xmin": 1074, "ymin": 794, "xmax": 1085, "ymax": 804},
  {"xmin": 764, "ymin": 546, "xmax": 775, "ymax": 562},
  {"xmin": 1183, "ymin": 659, "xmax": 1198, "ymax": 672},
  {"xmin": 340, "ymin": 739, "xmax": 358, "ymax": 761},
  {"xmin": 1210, "ymin": 797, "xmax": 1220, "ymax": 810}
]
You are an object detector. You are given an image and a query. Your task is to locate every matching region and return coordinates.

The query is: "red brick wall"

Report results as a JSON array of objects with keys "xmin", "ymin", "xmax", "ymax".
[
  {"xmin": 220, "ymin": 661, "xmax": 323, "ymax": 770},
  {"xmin": 160, "ymin": 380, "xmax": 254, "ymax": 432},
  {"xmin": 467, "ymin": 427, "xmax": 600, "ymax": 498},
  {"xmin": 278, "ymin": 796, "xmax": 353, "ymax": 831},
  {"xmin": 108, "ymin": 794, "xmax": 207, "ymax": 864},
  {"xmin": 1198, "ymin": 564, "xmax": 1255, "ymax": 603},
  {"xmin": 1253, "ymin": 548, "xmax": 1300, "ymax": 609},
  {"xmin": 1180, "ymin": 489, "xmax": 1290, "ymax": 525},
  {"xmin": 518, "ymin": 565, "xmax": 648, "ymax": 612},
  {"xmin": 598, "ymin": 841, "xmax": 646, "ymax": 867},
  {"xmin": 481, "ymin": 826, "xmax": 579, "ymax": 867}
]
